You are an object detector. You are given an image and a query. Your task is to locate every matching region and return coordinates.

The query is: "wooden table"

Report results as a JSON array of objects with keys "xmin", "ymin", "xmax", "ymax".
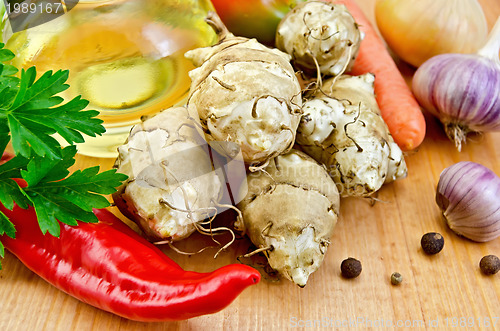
[{"xmin": 1, "ymin": 1, "xmax": 500, "ymax": 330}]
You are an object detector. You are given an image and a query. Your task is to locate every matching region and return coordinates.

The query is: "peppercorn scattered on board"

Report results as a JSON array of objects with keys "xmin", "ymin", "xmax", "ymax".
[{"xmin": 1, "ymin": 0, "xmax": 499, "ymax": 329}]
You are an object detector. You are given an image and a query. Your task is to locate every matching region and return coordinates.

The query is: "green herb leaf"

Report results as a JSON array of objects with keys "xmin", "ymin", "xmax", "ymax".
[
  {"xmin": 0, "ymin": 179, "xmax": 28, "ymax": 210},
  {"xmin": 0, "ymin": 154, "xmax": 31, "ymax": 209},
  {"xmin": 20, "ymin": 146, "xmax": 128, "ymax": 235},
  {"xmin": 0, "ymin": 209, "xmax": 16, "ymax": 268},
  {"xmin": 0, "ymin": 62, "xmax": 20, "ymax": 109},
  {"xmin": 0, "ymin": 122, "xmax": 11, "ymax": 158},
  {"xmin": 0, "ymin": 240, "xmax": 4, "ymax": 269},
  {"xmin": 0, "ymin": 46, "xmax": 15, "ymax": 63},
  {"xmin": 29, "ymin": 194, "xmax": 92, "ymax": 236},
  {"xmin": 0, "ymin": 241, "xmax": 4, "ymax": 266},
  {"xmin": 0, "ymin": 210, "xmax": 16, "ymax": 238},
  {"xmin": 0, "ymin": 43, "xmax": 128, "ymax": 268},
  {"xmin": 1, "ymin": 66, "xmax": 105, "ymax": 159},
  {"xmin": 41, "ymin": 167, "xmax": 128, "ymax": 211},
  {"xmin": 20, "ymin": 146, "xmax": 76, "ymax": 187}
]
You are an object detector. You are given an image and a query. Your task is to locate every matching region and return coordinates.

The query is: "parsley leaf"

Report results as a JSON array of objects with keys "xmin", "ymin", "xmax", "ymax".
[
  {"xmin": 0, "ymin": 211, "xmax": 15, "ymax": 238},
  {"xmin": 20, "ymin": 146, "xmax": 127, "ymax": 236},
  {"xmin": 0, "ymin": 211, "xmax": 15, "ymax": 262},
  {"xmin": 0, "ymin": 43, "xmax": 128, "ymax": 268},
  {"xmin": 4, "ymin": 67, "xmax": 105, "ymax": 159},
  {"xmin": 0, "ymin": 154, "xmax": 30, "ymax": 209}
]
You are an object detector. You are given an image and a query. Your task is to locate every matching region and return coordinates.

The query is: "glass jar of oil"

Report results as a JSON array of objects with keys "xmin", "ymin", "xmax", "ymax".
[{"xmin": 1, "ymin": 0, "xmax": 217, "ymax": 158}]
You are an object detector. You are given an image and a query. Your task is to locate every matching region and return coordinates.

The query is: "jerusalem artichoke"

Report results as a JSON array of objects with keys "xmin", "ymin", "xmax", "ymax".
[
  {"xmin": 237, "ymin": 149, "xmax": 340, "ymax": 287},
  {"xmin": 113, "ymin": 107, "xmax": 223, "ymax": 242},
  {"xmin": 186, "ymin": 13, "xmax": 302, "ymax": 168},
  {"xmin": 297, "ymin": 74, "xmax": 407, "ymax": 197}
]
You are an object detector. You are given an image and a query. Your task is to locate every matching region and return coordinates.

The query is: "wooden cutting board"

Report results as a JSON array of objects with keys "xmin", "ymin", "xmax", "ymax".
[{"xmin": 1, "ymin": 0, "xmax": 499, "ymax": 330}]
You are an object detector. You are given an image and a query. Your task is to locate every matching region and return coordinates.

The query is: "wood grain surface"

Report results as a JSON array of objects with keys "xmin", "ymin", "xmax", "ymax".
[{"xmin": 1, "ymin": 0, "xmax": 500, "ymax": 330}]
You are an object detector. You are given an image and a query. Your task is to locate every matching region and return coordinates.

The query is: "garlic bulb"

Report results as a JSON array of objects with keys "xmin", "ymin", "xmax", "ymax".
[
  {"xmin": 412, "ymin": 17, "xmax": 500, "ymax": 151},
  {"xmin": 375, "ymin": 0, "xmax": 488, "ymax": 67},
  {"xmin": 436, "ymin": 162, "xmax": 500, "ymax": 242}
]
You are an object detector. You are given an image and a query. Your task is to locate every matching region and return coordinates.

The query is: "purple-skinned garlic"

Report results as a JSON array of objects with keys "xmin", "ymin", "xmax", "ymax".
[
  {"xmin": 436, "ymin": 161, "xmax": 500, "ymax": 242},
  {"xmin": 412, "ymin": 17, "xmax": 500, "ymax": 151}
]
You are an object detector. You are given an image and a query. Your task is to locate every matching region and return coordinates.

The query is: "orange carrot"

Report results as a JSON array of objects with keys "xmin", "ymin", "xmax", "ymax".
[{"xmin": 335, "ymin": 0, "xmax": 426, "ymax": 151}]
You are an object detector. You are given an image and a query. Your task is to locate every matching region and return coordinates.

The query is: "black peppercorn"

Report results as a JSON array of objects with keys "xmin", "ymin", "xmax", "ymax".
[
  {"xmin": 420, "ymin": 232, "xmax": 444, "ymax": 255},
  {"xmin": 341, "ymin": 257, "xmax": 362, "ymax": 278},
  {"xmin": 479, "ymin": 255, "xmax": 500, "ymax": 275}
]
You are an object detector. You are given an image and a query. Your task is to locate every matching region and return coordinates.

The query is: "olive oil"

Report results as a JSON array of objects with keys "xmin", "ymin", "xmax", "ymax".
[{"xmin": 2, "ymin": 0, "xmax": 217, "ymax": 157}]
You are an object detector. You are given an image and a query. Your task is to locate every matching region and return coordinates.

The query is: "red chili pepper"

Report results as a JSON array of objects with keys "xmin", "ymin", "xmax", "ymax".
[{"xmin": 0, "ymin": 204, "xmax": 260, "ymax": 322}]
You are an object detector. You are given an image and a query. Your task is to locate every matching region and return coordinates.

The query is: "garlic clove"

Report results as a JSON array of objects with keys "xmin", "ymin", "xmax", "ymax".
[{"xmin": 436, "ymin": 161, "xmax": 500, "ymax": 242}]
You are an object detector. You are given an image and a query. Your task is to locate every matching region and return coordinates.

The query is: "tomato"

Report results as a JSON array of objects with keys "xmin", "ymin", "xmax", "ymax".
[{"xmin": 210, "ymin": 0, "xmax": 306, "ymax": 46}]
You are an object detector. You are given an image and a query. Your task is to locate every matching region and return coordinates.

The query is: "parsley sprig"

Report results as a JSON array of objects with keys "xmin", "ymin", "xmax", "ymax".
[{"xmin": 0, "ymin": 44, "xmax": 128, "ymax": 266}]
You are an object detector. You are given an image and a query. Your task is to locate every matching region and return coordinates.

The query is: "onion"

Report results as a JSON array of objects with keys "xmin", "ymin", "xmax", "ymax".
[
  {"xmin": 412, "ymin": 17, "xmax": 500, "ymax": 151},
  {"xmin": 436, "ymin": 162, "xmax": 500, "ymax": 242},
  {"xmin": 375, "ymin": 0, "xmax": 488, "ymax": 67}
]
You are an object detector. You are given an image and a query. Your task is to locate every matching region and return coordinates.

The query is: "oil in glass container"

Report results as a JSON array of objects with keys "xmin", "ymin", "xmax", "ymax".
[{"xmin": 2, "ymin": 0, "xmax": 217, "ymax": 157}]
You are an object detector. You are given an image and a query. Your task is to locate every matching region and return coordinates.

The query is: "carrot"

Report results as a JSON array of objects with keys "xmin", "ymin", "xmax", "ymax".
[{"xmin": 334, "ymin": 0, "xmax": 426, "ymax": 151}]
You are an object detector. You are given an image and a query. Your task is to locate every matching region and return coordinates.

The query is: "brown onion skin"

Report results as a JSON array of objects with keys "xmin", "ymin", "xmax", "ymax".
[{"xmin": 436, "ymin": 161, "xmax": 500, "ymax": 242}]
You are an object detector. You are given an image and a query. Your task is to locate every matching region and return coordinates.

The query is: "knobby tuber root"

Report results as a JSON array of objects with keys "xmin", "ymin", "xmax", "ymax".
[
  {"xmin": 113, "ymin": 107, "xmax": 223, "ymax": 242},
  {"xmin": 275, "ymin": 1, "xmax": 362, "ymax": 78},
  {"xmin": 185, "ymin": 12, "xmax": 303, "ymax": 168},
  {"xmin": 297, "ymin": 74, "xmax": 407, "ymax": 197},
  {"xmin": 237, "ymin": 149, "xmax": 340, "ymax": 287}
]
